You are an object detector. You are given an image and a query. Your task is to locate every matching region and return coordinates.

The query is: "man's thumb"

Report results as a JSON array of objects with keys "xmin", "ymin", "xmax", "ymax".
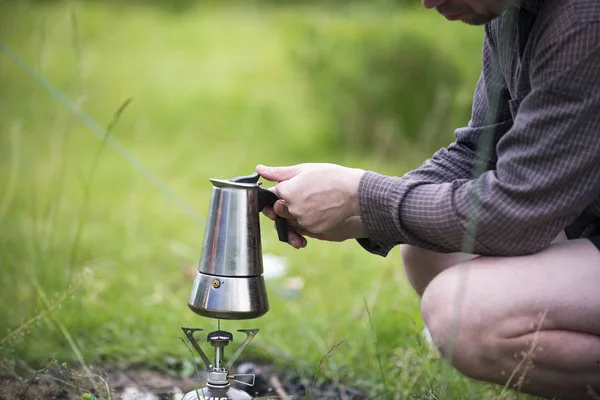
[{"xmin": 256, "ymin": 164, "xmax": 301, "ymax": 182}]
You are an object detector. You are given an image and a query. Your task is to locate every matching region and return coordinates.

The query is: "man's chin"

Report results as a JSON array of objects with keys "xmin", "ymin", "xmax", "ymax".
[{"xmin": 461, "ymin": 13, "xmax": 498, "ymax": 25}]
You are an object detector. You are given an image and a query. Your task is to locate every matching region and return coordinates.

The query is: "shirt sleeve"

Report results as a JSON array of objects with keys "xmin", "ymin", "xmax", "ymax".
[{"xmin": 358, "ymin": 22, "xmax": 600, "ymax": 257}]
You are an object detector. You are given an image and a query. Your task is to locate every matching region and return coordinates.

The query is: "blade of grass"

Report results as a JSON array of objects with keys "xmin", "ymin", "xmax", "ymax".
[
  {"xmin": 178, "ymin": 336, "xmax": 201, "ymax": 379},
  {"xmin": 499, "ymin": 310, "xmax": 548, "ymax": 398},
  {"xmin": 363, "ymin": 296, "xmax": 388, "ymax": 397},
  {"xmin": 310, "ymin": 339, "xmax": 346, "ymax": 390},
  {"xmin": 30, "ymin": 277, "xmax": 94, "ymax": 387},
  {"xmin": 0, "ymin": 284, "xmax": 77, "ymax": 346},
  {"xmin": 67, "ymin": 97, "xmax": 133, "ymax": 278}
]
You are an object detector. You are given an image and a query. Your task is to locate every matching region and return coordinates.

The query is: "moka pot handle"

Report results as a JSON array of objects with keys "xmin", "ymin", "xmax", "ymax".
[
  {"xmin": 257, "ymin": 187, "xmax": 289, "ymax": 243},
  {"xmin": 229, "ymin": 172, "xmax": 289, "ymax": 243}
]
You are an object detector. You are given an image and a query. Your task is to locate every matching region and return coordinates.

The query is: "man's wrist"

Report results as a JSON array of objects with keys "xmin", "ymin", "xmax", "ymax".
[{"xmin": 345, "ymin": 167, "xmax": 366, "ymax": 219}]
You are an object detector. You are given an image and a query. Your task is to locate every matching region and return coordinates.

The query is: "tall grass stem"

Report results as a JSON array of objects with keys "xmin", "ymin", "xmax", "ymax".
[
  {"xmin": 0, "ymin": 41, "xmax": 204, "ymax": 226},
  {"xmin": 363, "ymin": 297, "xmax": 388, "ymax": 397}
]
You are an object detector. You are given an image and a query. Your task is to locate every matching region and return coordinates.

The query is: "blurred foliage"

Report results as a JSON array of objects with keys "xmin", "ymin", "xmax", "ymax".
[
  {"xmin": 292, "ymin": 17, "xmax": 469, "ymax": 158},
  {"xmin": 258, "ymin": 0, "xmax": 417, "ymax": 7},
  {"xmin": 22, "ymin": 0, "xmax": 419, "ymax": 14},
  {"xmin": 0, "ymin": 1, "xmax": 511, "ymax": 398}
]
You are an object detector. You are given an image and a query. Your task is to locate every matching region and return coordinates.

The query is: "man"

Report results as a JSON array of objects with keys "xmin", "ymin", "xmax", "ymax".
[{"xmin": 257, "ymin": 0, "xmax": 600, "ymax": 398}]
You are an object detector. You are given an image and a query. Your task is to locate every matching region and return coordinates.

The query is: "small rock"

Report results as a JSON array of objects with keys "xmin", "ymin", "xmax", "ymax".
[
  {"xmin": 121, "ymin": 386, "xmax": 159, "ymax": 400},
  {"xmin": 170, "ymin": 386, "xmax": 184, "ymax": 400}
]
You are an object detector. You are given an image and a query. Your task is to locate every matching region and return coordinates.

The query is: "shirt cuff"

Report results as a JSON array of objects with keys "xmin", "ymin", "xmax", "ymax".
[
  {"xmin": 356, "ymin": 171, "xmax": 405, "ymax": 256},
  {"xmin": 355, "ymin": 238, "xmax": 396, "ymax": 256}
]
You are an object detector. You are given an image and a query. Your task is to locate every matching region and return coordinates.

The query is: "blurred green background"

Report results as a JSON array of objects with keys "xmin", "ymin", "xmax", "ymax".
[{"xmin": 0, "ymin": 0, "xmax": 518, "ymax": 398}]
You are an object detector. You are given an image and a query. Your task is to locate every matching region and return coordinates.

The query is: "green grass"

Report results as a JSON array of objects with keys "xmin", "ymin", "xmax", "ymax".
[{"xmin": 0, "ymin": 1, "xmax": 538, "ymax": 398}]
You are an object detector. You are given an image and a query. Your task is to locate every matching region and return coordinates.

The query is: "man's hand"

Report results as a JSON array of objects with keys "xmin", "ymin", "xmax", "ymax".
[{"xmin": 256, "ymin": 163, "xmax": 367, "ymax": 249}]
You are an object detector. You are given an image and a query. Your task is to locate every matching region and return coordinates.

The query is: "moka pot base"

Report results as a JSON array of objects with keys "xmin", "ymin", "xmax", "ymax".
[{"xmin": 187, "ymin": 272, "xmax": 269, "ymax": 320}]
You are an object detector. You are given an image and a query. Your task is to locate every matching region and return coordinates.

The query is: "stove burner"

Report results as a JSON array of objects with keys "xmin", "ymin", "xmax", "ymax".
[{"xmin": 181, "ymin": 327, "xmax": 258, "ymax": 400}]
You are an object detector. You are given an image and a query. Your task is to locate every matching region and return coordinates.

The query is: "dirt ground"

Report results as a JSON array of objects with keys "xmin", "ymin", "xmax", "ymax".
[{"xmin": 0, "ymin": 361, "xmax": 367, "ymax": 400}]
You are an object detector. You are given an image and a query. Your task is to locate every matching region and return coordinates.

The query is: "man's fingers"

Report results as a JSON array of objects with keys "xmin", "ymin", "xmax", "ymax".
[
  {"xmin": 264, "ymin": 209, "xmax": 306, "ymax": 249},
  {"xmin": 272, "ymin": 220, "xmax": 307, "ymax": 249},
  {"xmin": 263, "ymin": 205, "xmax": 276, "ymax": 220},
  {"xmin": 281, "ymin": 219, "xmax": 306, "ymax": 234},
  {"xmin": 264, "ymin": 201, "xmax": 306, "ymax": 249},
  {"xmin": 287, "ymin": 230, "xmax": 307, "ymax": 249},
  {"xmin": 256, "ymin": 164, "xmax": 302, "ymax": 183},
  {"xmin": 299, "ymin": 233, "xmax": 307, "ymax": 248},
  {"xmin": 273, "ymin": 200, "xmax": 294, "ymax": 219}
]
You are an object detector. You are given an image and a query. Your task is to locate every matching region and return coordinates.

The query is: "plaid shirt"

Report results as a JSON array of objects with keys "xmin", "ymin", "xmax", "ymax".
[{"xmin": 358, "ymin": 0, "xmax": 600, "ymax": 256}]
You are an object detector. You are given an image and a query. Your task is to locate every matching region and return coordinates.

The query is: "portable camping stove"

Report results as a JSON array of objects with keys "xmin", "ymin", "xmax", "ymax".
[{"xmin": 181, "ymin": 326, "xmax": 259, "ymax": 400}]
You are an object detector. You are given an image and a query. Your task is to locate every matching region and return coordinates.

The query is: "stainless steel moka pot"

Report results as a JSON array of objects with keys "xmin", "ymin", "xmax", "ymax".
[
  {"xmin": 181, "ymin": 172, "xmax": 287, "ymax": 400},
  {"xmin": 188, "ymin": 172, "xmax": 288, "ymax": 320}
]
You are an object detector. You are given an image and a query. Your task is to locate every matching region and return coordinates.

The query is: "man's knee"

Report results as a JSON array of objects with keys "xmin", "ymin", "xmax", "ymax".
[{"xmin": 421, "ymin": 266, "xmax": 501, "ymax": 381}]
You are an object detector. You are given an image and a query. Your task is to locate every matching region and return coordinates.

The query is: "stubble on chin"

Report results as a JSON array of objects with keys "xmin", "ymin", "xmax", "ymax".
[
  {"xmin": 462, "ymin": 0, "xmax": 518, "ymax": 25},
  {"xmin": 461, "ymin": 13, "xmax": 497, "ymax": 25}
]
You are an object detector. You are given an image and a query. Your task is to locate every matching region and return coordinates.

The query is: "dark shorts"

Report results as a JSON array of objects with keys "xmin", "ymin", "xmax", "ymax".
[{"xmin": 589, "ymin": 236, "xmax": 600, "ymax": 250}]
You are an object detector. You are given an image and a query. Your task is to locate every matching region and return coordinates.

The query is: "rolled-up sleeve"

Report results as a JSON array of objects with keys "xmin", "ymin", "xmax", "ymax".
[{"xmin": 358, "ymin": 22, "xmax": 600, "ymax": 257}]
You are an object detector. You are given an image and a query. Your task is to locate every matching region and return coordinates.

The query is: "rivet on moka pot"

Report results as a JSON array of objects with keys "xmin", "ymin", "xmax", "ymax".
[{"xmin": 187, "ymin": 172, "xmax": 288, "ymax": 320}]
